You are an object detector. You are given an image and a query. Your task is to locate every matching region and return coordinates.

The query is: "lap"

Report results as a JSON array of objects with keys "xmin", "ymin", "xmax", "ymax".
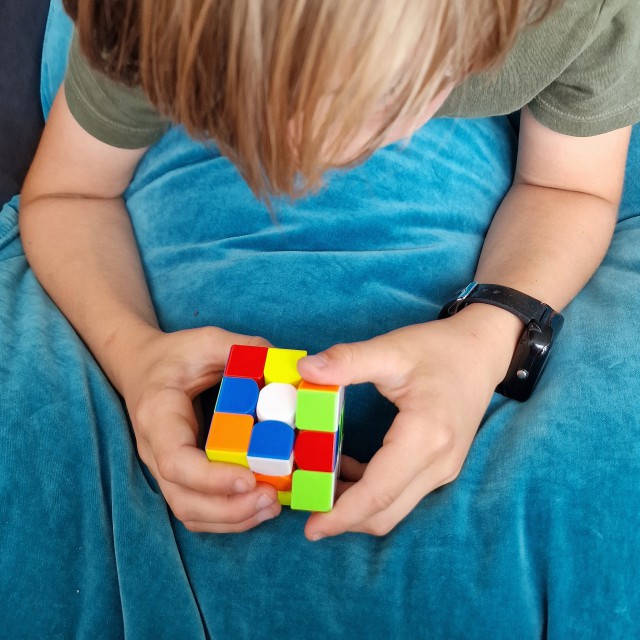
[{"xmin": 0, "ymin": 200, "xmax": 205, "ymax": 638}]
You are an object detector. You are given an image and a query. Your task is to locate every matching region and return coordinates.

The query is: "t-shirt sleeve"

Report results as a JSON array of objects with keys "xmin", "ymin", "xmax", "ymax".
[
  {"xmin": 64, "ymin": 31, "xmax": 169, "ymax": 148},
  {"xmin": 528, "ymin": 0, "xmax": 640, "ymax": 136}
]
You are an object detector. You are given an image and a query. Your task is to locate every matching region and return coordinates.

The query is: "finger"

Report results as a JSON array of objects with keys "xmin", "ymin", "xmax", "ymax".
[
  {"xmin": 347, "ymin": 455, "xmax": 460, "ymax": 536},
  {"xmin": 142, "ymin": 390, "xmax": 258, "ymax": 495},
  {"xmin": 183, "ymin": 328, "xmax": 272, "ymax": 370},
  {"xmin": 155, "ymin": 444, "xmax": 259, "ymax": 495},
  {"xmin": 335, "ymin": 480, "xmax": 355, "ymax": 500},
  {"xmin": 181, "ymin": 505, "xmax": 281, "ymax": 534},
  {"xmin": 178, "ymin": 330, "xmax": 273, "ymax": 397},
  {"xmin": 334, "ymin": 455, "xmax": 366, "ymax": 499},
  {"xmin": 339, "ymin": 455, "xmax": 367, "ymax": 482},
  {"xmin": 304, "ymin": 410, "xmax": 441, "ymax": 540},
  {"xmin": 297, "ymin": 337, "xmax": 405, "ymax": 388},
  {"xmin": 162, "ymin": 480, "xmax": 281, "ymax": 527}
]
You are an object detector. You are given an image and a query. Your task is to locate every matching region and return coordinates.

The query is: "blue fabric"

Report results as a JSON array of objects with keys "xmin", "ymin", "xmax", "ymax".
[{"xmin": 2, "ymin": 1, "xmax": 640, "ymax": 637}]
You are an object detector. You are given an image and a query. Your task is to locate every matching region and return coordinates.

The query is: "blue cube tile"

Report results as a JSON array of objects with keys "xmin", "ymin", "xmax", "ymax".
[
  {"xmin": 248, "ymin": 421, "xmax": 294, "ymax": 460},
  {"xmin": 215, "ymin": 377, "xmax": 260, "ymax": 416},
  {"xmin": 247, "ymin": 421, "xmax": 295, "ymax": 476}
]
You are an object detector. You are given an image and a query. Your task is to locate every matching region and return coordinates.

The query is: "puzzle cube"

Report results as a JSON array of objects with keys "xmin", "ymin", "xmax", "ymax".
[{"xmin": 205, "ymin": 344, "xmax": 345, "ymax": 512}]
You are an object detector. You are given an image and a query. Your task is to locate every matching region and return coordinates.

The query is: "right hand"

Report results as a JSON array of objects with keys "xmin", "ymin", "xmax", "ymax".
[{"xmin": 121, "ymin": 327, "xmax": 281, "ymax": 533}]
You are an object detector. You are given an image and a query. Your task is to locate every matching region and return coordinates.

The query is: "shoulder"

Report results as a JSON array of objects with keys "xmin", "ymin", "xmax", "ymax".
[
  {"xmin": 65, "ymin": 31, "xmax": 169, "ymax": 148},
  {"xmin": 438, "ymin": 0, "xmax": 640, "ymax": 136},
  {"xmin": 529, "ymin": 0, "xmax": 640, "ymax": 135}
]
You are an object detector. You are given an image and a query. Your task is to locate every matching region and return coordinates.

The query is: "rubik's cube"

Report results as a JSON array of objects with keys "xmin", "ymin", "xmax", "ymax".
[{"xmin": 205, "ymin": 345, "xmax": 345, "ymax": 511}]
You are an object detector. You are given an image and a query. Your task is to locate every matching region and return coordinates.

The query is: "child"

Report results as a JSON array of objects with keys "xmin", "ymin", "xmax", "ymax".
[{"xmin": 19, "ymin": 0, "xmax": 639, "ymax": 548}]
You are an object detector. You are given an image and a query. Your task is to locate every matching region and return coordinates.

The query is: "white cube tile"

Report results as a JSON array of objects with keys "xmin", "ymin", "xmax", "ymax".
[
  {"xmin": 256, "ymin": 383, "xmax": 297, "ymax": 427},
  {"xmin": 247, "ymin": 453, "xmax": 294, "ymax": 477}
]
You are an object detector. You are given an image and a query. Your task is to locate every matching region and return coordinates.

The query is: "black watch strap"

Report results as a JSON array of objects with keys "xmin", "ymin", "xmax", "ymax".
[
  {"xmin": 438, "ymin": 282, "xmax": 550, "ymax": 324},
  {"xmin": 438, "ymin": 281, "xmax": 564, "ymax": 401}
]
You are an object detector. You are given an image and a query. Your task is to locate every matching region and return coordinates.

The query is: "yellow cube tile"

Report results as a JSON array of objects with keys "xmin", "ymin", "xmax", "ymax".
[{"xmin": 264, "ymin": 348, "xmax": 307, "ymax": 387}]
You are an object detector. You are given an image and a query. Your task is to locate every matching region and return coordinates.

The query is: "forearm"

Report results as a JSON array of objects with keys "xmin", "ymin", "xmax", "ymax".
[
  {"xmin": 454, "ymin": 182, "xmax": 618, "ymax": 382},
  {"xmin": 19, "ymin": 195, "xmax": 161, "ymax": 394},
  {"xmin": 475, "ymin": 182, "xmax": 618, "ymax": 309}
]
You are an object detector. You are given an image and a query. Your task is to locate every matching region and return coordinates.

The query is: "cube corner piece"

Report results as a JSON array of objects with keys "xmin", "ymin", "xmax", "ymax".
[
  {"xmin": 224, "ymin": 344, "xmax": 269, "ymax": 386},
  {"xmin": 263, "ymin": 348, "xmax": 308, "ymax": 387},
  {"xmin": 290, "ymin": 469, "xmax": 335, "ymax": 512}
]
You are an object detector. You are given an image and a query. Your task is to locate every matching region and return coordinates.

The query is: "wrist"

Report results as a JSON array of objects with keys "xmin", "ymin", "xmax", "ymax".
[
  {"xmin": 447, "ymin": 303, "xmax": 524, "ymax": 385},
  {"xmin": 102, "ymin": 321, "xmax": 164, "ymax": 397}
]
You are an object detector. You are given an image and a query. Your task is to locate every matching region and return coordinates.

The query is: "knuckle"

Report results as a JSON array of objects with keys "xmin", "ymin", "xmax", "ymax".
[
  {"xmin": 245, "ymin": 335, "xmax": 270, "ymax": 348},
  {"xmin": 370, "ymin": 490, "xmax": 396, "ymax": 512},
  {"xmin": 223, "ymin": 500, "xmax": 254, "ymax": 525},
  {"xmin": 324, "ymin": 343, "xmax": 354, "ymax": 367},
  {"xmin": 366, "ymin": 519, "xmax": 394, "ymax": 537},
  {"xmin": 430, "ymin": 423, "xmax": 456, "ymax": 456},
  {"xmin": 135, "ymin": 442, "xmax": 153, "ymax": 469},
  {"xmin": 233, "ymin": 520, "xmax": 257, "ymax": 533},
  {"xmin": 156, "ymin": 453, "xmax": 177, "ymax": 483},
  {"xmin": 137, "ymin": 450, "xmax": 155, "ymax": 476},
  {"xmin": 131, "ymin": 384, "xmax": 167, "ymax": 430},
  {"xmin": 182, "ymin": 521, "xmax": 204, "ymax": 533},
  {"xmin": 384, "ymin": 338, "xmax": 413, "ymax": 371},
  {"xmin": 201, "ymin": 326, "xmax": 221, "ymax": 343},
  {"xmin": 131, "ymin": 397, "xmax": 153, "ymax": 431},
  {"xmin": 442, "ymin": 457, "xmax": 464, "ymax": 484},
  {"xmin": 171, "ymin": 504, "xmax": 191, "ymax": 523}
]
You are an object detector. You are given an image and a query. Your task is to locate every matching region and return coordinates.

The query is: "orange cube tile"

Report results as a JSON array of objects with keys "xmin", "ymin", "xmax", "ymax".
[
  {"xmin": 297, "ymin": 381, "xmax": 341, "ymax": 393},
  {"xmin": 254, "ymin": 471, "xmax": 293, "ymax": 491},
  {"xmin": 205, "ymin": 412, "xmax": 254, "ymax": 467}
]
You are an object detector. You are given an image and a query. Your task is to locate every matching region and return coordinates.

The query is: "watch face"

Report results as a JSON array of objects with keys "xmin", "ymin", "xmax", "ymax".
[{"xmin": 500, "ymin": 316, "xmax": 561, "ymax": 401}]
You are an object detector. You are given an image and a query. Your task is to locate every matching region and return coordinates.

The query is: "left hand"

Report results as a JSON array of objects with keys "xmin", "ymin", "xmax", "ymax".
[{"xmin": 297, "ymin": 303, "xmax": 523, "ymax": 539}]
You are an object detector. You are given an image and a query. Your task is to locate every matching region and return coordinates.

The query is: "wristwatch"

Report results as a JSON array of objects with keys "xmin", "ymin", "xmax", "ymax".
[{"xmin": 438, "ymin": 282, "xmax": 564, "ymax": 401}]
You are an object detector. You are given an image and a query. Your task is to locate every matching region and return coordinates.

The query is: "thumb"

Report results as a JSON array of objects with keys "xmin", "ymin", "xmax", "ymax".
[
  {"xmin": 186, "ymin": 327, "xmax": 270, "ymax": 357},
  {"xmin": 179, "ymin": 328, "xmax": 271, "ymax": 382},
  {"xmin": 297, "ymin": 339, "xmax": 395, "ymax": 387}
]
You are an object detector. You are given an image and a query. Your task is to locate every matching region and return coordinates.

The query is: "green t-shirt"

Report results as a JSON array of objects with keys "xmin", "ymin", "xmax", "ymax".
[{"xmin": 65, "ymin": 0, "xmax": 640, "ymax": 148}]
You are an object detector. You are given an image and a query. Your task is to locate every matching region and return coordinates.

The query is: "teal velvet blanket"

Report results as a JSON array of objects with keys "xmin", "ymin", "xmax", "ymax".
[{"xmin": 1, "ymin": 2, "xmax": 639, "ymax": 637}]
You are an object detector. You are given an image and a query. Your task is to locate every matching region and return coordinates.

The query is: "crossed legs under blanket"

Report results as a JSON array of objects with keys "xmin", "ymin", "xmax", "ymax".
[{"xmin": 2, "ymin": 122, "xmax": 639, "ymax": 639}]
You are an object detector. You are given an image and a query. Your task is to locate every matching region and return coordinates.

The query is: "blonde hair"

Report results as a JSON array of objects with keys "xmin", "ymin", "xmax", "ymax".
[{"xmin": 64, "ymin": 0, "xmax": 559, "ymax": 199}]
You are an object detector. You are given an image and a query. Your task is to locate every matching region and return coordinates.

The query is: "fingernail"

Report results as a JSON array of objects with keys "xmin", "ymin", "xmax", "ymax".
[
  {"xmin": 304, "ymin": 354, "xmax": 328, "ymax": 368},
  {"xmin": 256, "ymin": 507, "xmax": 277, "ymax": 523},
  {"xmin": 310, "ymin": 532, "xmax": 326, "ymax": 542},
  {"xmin": 233, "ymin": 479, "xmax": 251, "ymax": 494},
  {"xmin": 256, "ymin": 493, "xmax": 274, "ymax": 511}
]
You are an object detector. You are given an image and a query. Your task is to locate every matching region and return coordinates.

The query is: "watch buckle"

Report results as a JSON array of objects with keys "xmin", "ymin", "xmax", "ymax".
[{"xmin": 456, "ymin": 281, "xmax": 478, "ymax": 301}]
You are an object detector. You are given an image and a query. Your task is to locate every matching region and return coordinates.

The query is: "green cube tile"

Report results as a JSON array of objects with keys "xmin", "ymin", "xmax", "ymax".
[
  {"xmin": 296, "ymin": 382, "xmax": 343, "ymax": 432},
  {"xmin": 290, "ymin": 470, "xmax": 335, "ymax": 512},
  {"xmin": 335, "ymin": 407, "xmax": 345, "ymax": 473}
]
